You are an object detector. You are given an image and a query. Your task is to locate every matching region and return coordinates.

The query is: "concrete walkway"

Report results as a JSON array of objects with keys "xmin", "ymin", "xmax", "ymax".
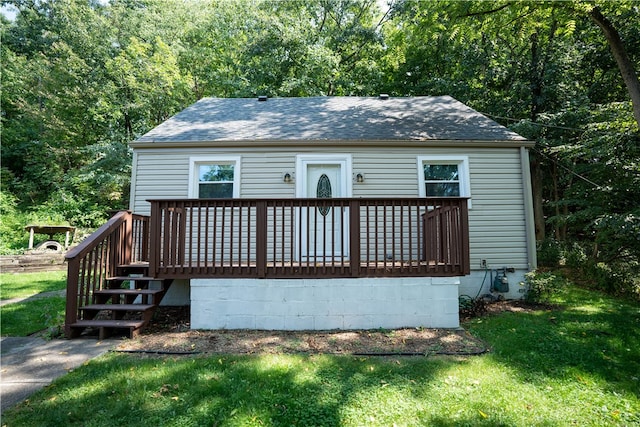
[{"xmin": 0, "ymin": 337, "xmax": 113, "ymax": 413}]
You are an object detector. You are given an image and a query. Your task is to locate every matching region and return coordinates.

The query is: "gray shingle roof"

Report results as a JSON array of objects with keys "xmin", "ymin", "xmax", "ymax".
[{"xmin": 134, "ymin": 96, "xmax": 527, "ymax": 143}]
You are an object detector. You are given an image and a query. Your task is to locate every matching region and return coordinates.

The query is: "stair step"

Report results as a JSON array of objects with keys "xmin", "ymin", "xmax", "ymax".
[
  {"xmin": 69, "ymin": 319, "xmax": 147, "ymax": 338},
  {"xmin": 115, "ymin": 263, "xmax": 150, "ymax": 277},
  {"xmin": 70, "ymin": 319, "xmax": 146, "ymax": 329},
  {"xmin": 117, "ymin": 263, "xmax": 149, "ymax": 269},
  {"xmin": 80, "ymin": 304, "xmax": 155, "ymax": 312},
  {"xmin": 106, "ymin": 276, "xmax": 157, "ymax": 282},
  {"xmin": 95, "ymin": 289, "xmax": 163, "ymax": 296}
]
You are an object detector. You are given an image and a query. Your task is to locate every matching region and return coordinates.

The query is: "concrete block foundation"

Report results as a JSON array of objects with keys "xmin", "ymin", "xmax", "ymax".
[{"xmin": 191, "ymin": 277, "xmax": 460, "ymax": 330}]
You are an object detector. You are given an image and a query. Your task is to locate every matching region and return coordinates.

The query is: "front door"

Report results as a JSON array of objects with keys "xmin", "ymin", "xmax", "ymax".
[{"xmin": 297, "ymin": 155, "xmax": 352, "ymax": 260}]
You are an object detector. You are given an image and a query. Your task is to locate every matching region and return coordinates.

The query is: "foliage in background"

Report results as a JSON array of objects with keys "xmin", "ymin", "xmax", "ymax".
[
  {"xmin": 536, "ymin": 238, "xmax": 639, "ymax": 299},
  {"xmin": 0, "ymin": 191, "xmax": 73, "ymax": 254},
  {"xmin": 384, "ymin": 0, "xmax": 639, "ymax": 297},
  {"xmin": 0, "ymin": 192, "xmax": 28, "ymax": 253},
  {"xmin": 1, "ymin": 0, "xmax": 638, "ymax": 296}
]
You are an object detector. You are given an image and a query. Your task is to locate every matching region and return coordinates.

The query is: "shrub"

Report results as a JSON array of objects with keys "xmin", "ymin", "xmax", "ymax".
[
  {"xmin": 458, "ymin": 295, "xmax": 487, "ymax": 318},
  {"xmin": 564, "ymin": 241, "xmax": 587, "ymax": 269},
  {"xmin": 537, "ymin": 239, "xmax": 562, "ymax": 267},
  {"xmin": 0, "ymin": 191, "xmax": 29, "ymax": 254},
  {"xmin": 522, "ymin": 271, "xmax": 566, "ymax": 303},
  {"xmin": 578, "ymin": 259, "xmax": 640, "ymax": 300},
  {"xmin": 536, "ymin": 238, "xmax": 639, "ymax": 301}
]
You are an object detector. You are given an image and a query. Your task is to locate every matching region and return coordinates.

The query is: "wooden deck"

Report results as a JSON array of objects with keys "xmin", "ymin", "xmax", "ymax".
[
  {"xmin": 148, "ymin": 197, "xmax": 470, "ymax": 279},
  {"xmin": 64, "ymin": 197, "xmax": 470, "ymax": 338}
]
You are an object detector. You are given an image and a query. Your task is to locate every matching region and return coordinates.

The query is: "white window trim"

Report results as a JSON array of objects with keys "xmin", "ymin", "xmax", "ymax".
[
  {"xmin": 417, "ymin": 155, "xmax": 471, "ymax": 208},
  {"xmin": 188, "ymin": 156, "xmax": 241, "ymax": 198}
]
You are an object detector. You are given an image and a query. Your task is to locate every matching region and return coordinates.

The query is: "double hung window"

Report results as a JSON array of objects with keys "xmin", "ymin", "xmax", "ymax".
[
  {"xmin": 189, "ymin": 156, "xmax": 241, "ymax": 198},
  {"xmin": 417, "ymin": 155, "xmax": 470, "ymax": 203},
  {"xmin": 423, "ymin": 164, "xmax": 460, "ymax": 196}
]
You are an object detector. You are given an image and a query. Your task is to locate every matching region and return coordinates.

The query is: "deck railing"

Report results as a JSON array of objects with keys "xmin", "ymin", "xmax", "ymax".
[
  {"xmin": 64, "ymin": 211, "xmax": 150, "ymax": 336},
  {"xmin": 148, "ymin": 198, "xmax": 469, "ymax": 279}
]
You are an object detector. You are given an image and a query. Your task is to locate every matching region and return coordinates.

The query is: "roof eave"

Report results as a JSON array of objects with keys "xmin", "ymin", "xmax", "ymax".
[{"xmin": 129, "ymin": 138, "xmax": 536, "ymax": 149}]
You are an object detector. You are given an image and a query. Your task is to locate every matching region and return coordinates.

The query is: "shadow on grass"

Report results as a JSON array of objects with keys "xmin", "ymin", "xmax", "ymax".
[
  {"xmin": 0, "ymin": 271, "xmax": 67, "ymax": 300},
  {"xmin": 2, "ymin": 353, "xmax": 462, "ymax": 426},
  {"xmin": 0, "ymin": 297, "xmax": 66, "ymax": 336},
  {"xmin": 3, "ymin": 287, "xmax": 638, "ymax": 426},
  {"xmin": 466, "ymin": 287, "xmax": 640, "ymax": 397}
]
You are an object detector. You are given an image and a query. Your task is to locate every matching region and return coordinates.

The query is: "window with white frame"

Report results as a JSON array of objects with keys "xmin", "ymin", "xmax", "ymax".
[
  {"xmin": 417, "ymin": 155, "xmax": 470, "ymax": 200},
  {"xmin": 189, "ymin": 157, "xmax": 241, "ymax": 198}
]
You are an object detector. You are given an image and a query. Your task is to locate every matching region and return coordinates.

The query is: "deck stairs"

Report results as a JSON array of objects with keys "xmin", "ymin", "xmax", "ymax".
[{"xmin": 67, "ymin": 263, "xmax": 172, "ymax": 339}]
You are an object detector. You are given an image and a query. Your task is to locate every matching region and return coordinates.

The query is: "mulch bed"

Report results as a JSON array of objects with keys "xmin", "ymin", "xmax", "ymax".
[
  {"xmin": 116, "ymin": 325, "xmax": 488, "ymax": 357},
  {"xmin": 111, "ymin": 300, "xmax": 556, "ymax": 357}
]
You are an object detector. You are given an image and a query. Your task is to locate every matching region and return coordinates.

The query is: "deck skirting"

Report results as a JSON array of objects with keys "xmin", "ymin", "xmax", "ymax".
[{"xmin": 191, "ymin": 277, "xmax": 460, "ymax": 330}]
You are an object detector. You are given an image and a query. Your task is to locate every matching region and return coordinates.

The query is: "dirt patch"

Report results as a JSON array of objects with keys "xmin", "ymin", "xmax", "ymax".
[
  {"xmin": 458, "ymin": 294, "xmax": 560, "ymax": 321},
  {"xmin": 483, "ymin": 299, "xmax": 559, "ymax": 315},
  {"xmin": 114, "ymin": 307, "xmax": 487, "ymax": 356},
  {"xmin": 462, "ymin": 298, "xmax": 560, "ymax": 320}
]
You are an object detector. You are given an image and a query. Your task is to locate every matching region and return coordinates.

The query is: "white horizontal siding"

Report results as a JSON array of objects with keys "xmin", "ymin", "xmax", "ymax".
[{"xmin": 131, "ymin": 145, "xmax": 531, "ymax": 268}]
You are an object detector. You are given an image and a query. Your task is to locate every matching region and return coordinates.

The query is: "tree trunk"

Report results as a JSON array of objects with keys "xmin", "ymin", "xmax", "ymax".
[
  {"xmin": 529, "ymin": 33, "xmax": 546, "ymax": 242},
  {"xmin": 589, "ymin": 6, "xmax": 640, "ymax": 129},
  {"xmin": 529, "ymin": 32, "xmax": 543, "ymax": 121},
  {"xmin": 552, "ymin": 161, "xmax": 561, "ymax": 240}
]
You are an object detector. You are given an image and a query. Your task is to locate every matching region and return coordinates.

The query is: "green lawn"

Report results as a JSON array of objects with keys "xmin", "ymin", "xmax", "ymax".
[
  {"xmin": 1, "ymin": 296, "xmax": 66, "ymax": 336},
  {"xmin": 2, "ymin": 286, "xmax": 639, "ymax": 426},
  {"xmin": 1, "ymin": 271, "xmax": 67, "ymax": 336},
  {"xmin": 0, "ymin": 270, "xmax": 67, "ymax": 300}
]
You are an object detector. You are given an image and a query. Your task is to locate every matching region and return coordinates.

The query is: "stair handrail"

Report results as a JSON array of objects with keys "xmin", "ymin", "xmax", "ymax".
[
  {"xmin": 64, "ymin": 210, "xmax": 134, "ymax": 337},
  {"xmin": 65, "ymin": 211, "xmax": 131, "ymax": 261}
]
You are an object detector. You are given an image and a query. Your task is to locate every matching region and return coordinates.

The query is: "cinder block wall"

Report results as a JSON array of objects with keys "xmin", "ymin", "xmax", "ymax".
[{"xmin": 191, "ymin": 277, "xmax": 460, "ymax": 330}]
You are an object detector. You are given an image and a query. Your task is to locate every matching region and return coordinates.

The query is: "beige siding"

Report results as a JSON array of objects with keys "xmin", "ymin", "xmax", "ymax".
[
  {"xmin": 131, "ymin": 146, "xmax": 530, "ymax": 268},
  {"xmin": 467, "ymin": 150, "xmax": 527, "ymax": 268}
]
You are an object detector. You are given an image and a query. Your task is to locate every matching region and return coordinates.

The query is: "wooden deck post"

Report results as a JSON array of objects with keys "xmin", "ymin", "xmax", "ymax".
[
  {"xmin": 148, "ymin": 202, "xmax": 161, "ymax": 277},
  {"xmin": 123, "ymin": 210, "xmax": 133, "ymax": 267},
  {"xmin": 459, "ymin": 199, "xmax": 471, "ymax": 275},
  {"xmin": 64, "ymin": 258, "xmax": 81, "ymax": 338},
  {"xmin": 256, "ymin": 201, "xmax": 267, "ymax": 278},
  {"xmin": 349, "ymin": 200, "xmax": 361, "ymax": 277}
]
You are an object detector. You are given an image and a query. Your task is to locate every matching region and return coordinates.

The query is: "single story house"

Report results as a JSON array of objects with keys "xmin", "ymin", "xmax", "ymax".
[{"xmin": 65, "ymin": 95, "xmax": 536, "ymax": 338}]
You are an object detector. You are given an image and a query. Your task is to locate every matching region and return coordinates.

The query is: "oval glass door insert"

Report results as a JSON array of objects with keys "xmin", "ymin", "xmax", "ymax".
[{"xmin": 316, "ymin": 173, "xmax": 332, "ymax": 216}]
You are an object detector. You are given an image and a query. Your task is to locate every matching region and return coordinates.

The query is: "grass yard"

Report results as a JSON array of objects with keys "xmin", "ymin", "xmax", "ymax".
[
  {"xmin": 0, "ymin": 270, "xmax": 67, "ymax": 300},
  {"xmin": 2, "ymin": 286, "xmax": 639, "ymax": 426},
  {"xmin": 1, "ymin": 296, "xmax": 66, "ymax": 336},
  {"xmin": 1, "ymin": 271, "xmax": 67, "ymax": 336}
]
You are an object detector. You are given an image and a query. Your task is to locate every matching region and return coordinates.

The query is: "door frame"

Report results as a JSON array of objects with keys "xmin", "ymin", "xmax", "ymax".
[{"xmin": 295, "ymin": 154, "xmax": 353, "ymax": 260}]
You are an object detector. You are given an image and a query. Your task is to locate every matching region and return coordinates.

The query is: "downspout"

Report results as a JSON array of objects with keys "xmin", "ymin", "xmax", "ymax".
[{"xmin": 520, "ymin": 146, "xmax": 537, "ymax": 270}]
